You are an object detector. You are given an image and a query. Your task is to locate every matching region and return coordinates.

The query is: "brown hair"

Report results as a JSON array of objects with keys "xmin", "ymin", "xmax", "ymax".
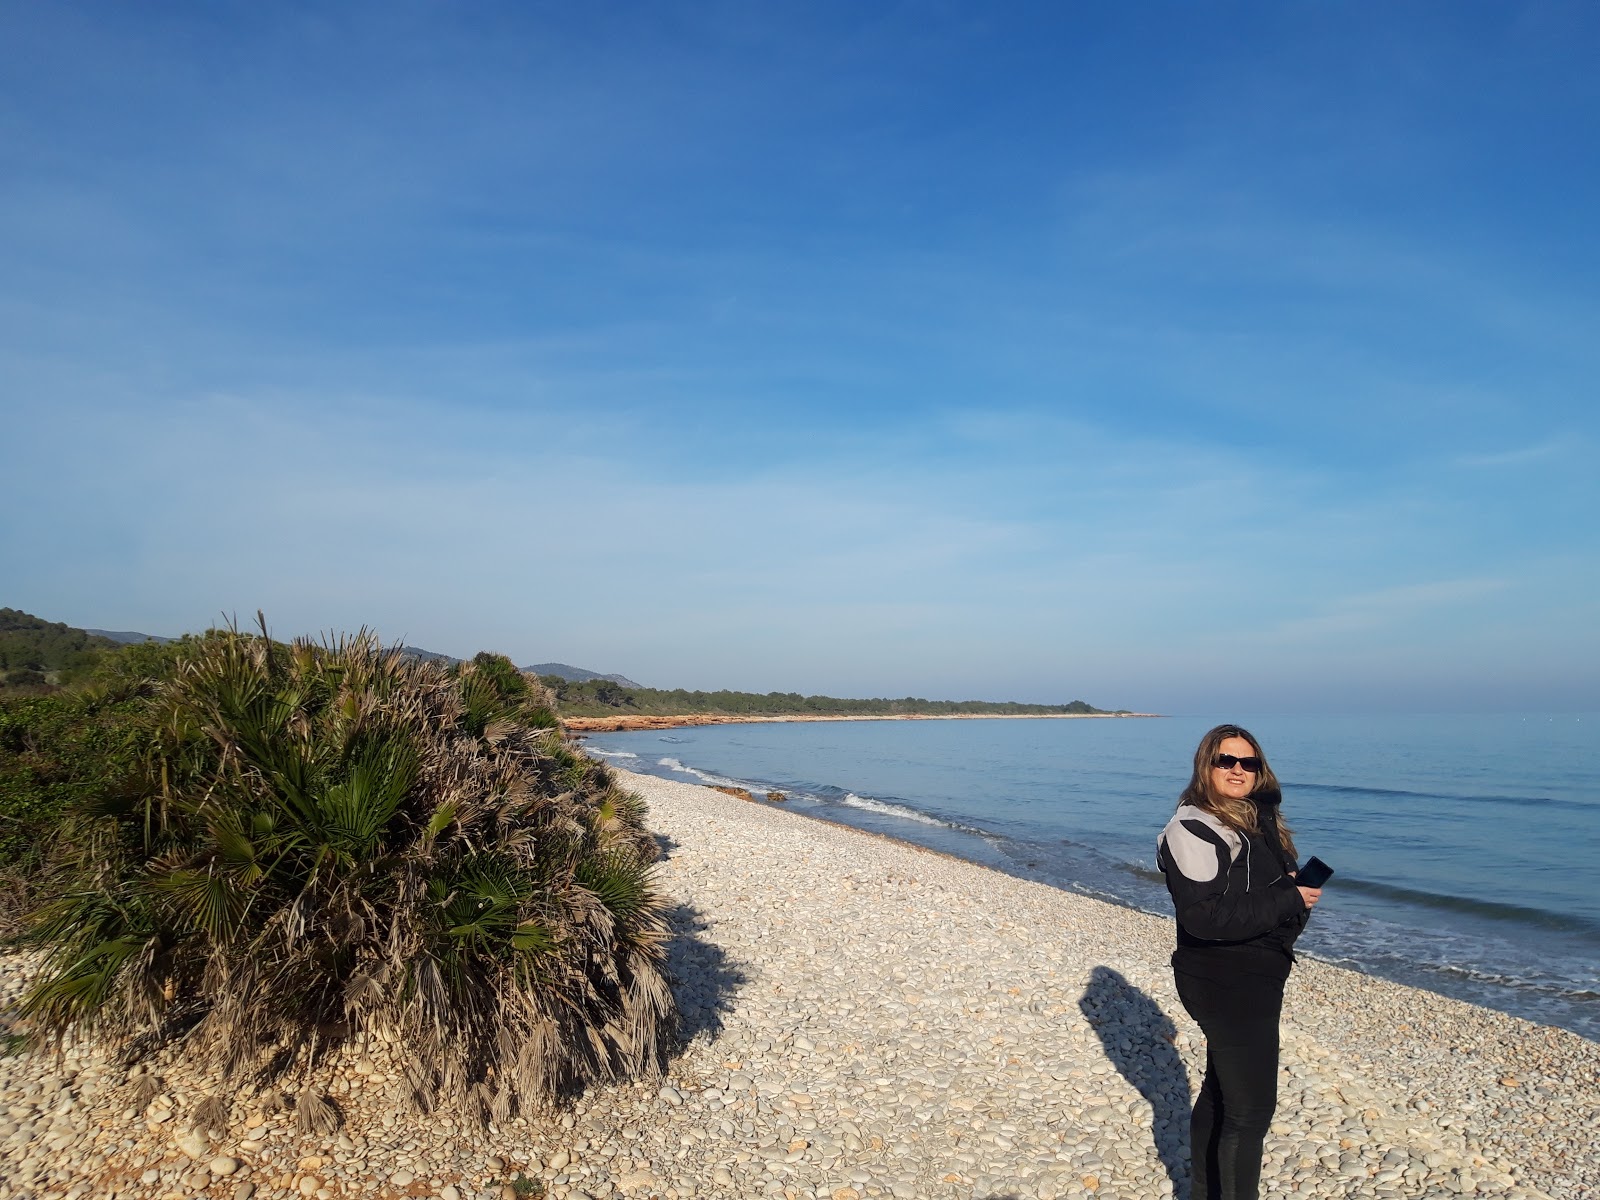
[{"xmin": 1177, "ymin": 723, "xmax": 1297, "ymax": 859}]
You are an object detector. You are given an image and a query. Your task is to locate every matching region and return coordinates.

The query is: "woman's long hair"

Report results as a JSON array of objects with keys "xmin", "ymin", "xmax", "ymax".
[{"xmin": 1178, "ymin": 723, "xmax": 1297, "ymax": 859}]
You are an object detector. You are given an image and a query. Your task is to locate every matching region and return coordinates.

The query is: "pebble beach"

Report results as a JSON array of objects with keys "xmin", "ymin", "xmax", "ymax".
[{"xmin": 3, "ymin": 765, "xmax": 1597, "ymax": 1200}]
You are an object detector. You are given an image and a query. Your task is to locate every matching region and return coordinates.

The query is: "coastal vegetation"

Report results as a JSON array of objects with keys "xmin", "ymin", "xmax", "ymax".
[
  {"xmin": 6, "ymin": 620, "xmax": 674, "ymax": 1122},
  {"xmin": 0, "ymin": 610, "xmax": 1120, "ymax": 717},
  {"xmin": 0, "ymin": 605, "xmax": 1123, "ymax": 922}
]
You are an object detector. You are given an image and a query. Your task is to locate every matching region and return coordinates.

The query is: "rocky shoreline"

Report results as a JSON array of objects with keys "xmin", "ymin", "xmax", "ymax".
[
  {"xmin": 561, "ymin": 713, "xmax": 1157, "ymax": 733},
  {"xmin": 3, "ymin": 767, "xmax": 1596, "ymax": 1200}
]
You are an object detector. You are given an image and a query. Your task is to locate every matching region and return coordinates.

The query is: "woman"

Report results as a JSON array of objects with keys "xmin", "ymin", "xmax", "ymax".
[{"xmin": 1157, "ymin": 724, "xmax": 1322, "ymax": 1200}]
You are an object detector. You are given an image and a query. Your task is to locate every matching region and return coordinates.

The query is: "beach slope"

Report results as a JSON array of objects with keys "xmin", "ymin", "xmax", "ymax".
[
  {"xmin": 1, "ymin": 767, "xmax": 1595, "ymax": 1200},
  {"xmin": 615, "ymin": 769, "xmax": 1594, "ymax": 1200}
]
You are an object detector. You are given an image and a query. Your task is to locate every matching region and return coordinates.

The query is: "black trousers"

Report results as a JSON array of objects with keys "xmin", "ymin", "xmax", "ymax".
[{"xmin": 1174, "ymin": 966, "xmax": 1286, "ymax": 1200}]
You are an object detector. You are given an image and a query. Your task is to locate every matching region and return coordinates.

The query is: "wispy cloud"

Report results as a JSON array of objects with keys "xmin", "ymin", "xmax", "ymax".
[{"xmin": 1453, "ymin": 440, "xmax": 1569, "ymax": 469}]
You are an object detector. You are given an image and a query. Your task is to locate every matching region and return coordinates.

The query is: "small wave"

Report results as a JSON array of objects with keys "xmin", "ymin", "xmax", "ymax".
[
  {"xmin": 837, "ymin": 792, "xmax": 951, "ymax": 828},
  {"xmin": 656, "ymin": 757, "xmax": 753, "ymax": 791},
  {"xmin": 1340, "ymin": 877, "xmax": 1600, "ymax": 936},
  {"xmin": 1290, "ymin": 780, "xmax": 1591, "ymax": 812},
  {"xmin": 658, "ymin": 736, "xmax": 686, "ymax": 743},
  {"xmin": 588, "ymin": 748, "xmax": 639, "ymax": 760},
  {"xmin": 1306, "ymin": 930, "xmax": 1600, "ymax": 1003},
  {"xmin": 831, "ymin": 792, "xmax": 995, "ymax": 838},
  {"xmin": 1425, "ymin": 961, "xmax": 1600, "ymax": 1001}
]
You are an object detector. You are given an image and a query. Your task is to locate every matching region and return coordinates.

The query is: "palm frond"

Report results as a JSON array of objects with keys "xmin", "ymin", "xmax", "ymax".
[
  {"xmin": 21, "ymin": 934, "xmax": 147, "ymax": 1028},
  {"xmin": 193, "ymin": 1093, "xmax": 230, "ymax": 1134},
  {"xmin": 317, "ymin": 734, "xmax": 417, "ymax": 858},
  {"xmin": 576, "ymin": 850, "xmax": 656, "ymax": 923},
  {"xmin": 511, "ymin": 919, "xmax": 556, "ymax": 954},
  {"xmin": 294, "ymin": 1088, "xmax": 339, "ymax": 1135},
  {"xmin": 147, "ymin": 868, "xmax": 248, "ymax": 943}
]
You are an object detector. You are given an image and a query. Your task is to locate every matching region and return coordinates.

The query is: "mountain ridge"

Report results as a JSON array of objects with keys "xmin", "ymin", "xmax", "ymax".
[
  {"xmin": 524, "ymin": 662, "xmax": 645, "ymax": 689},
  {"xmin": 390, "ymin": 646, "xmax": 642, "ymax": 688}
]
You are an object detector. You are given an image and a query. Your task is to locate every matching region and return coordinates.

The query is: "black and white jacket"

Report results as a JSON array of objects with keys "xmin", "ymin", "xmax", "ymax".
[{"xmin": 1157, "ymin": 799, "xmax": 1308, "ymax": 970}]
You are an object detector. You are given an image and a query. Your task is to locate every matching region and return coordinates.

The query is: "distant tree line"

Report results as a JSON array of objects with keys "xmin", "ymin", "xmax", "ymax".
[{"xmin": 542, "ymin": 676, "xmax": 1121, "ymax": 717}]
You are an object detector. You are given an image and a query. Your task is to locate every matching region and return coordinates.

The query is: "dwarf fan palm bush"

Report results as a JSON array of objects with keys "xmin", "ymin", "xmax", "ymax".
[{"xmin": 20, "ymin": 623, "xmax": 673, "ymax": 1122}]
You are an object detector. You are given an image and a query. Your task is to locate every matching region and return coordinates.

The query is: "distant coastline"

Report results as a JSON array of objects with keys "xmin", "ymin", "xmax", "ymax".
[{"xmin": 563, "ymin": 710, "xmax": 1161, "ymax": 732}]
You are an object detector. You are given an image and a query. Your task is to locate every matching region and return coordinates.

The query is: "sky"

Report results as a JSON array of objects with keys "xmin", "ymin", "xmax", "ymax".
[{"xmin": 3, "ymin": 2, "xmax": 1597, "ymax": 713}]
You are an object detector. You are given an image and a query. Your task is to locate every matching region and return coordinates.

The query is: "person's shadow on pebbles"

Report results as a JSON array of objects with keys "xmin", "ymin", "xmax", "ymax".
[{"xmin": 1079, "ymin": 966, "xmax": 1191, "ymax": 1198}]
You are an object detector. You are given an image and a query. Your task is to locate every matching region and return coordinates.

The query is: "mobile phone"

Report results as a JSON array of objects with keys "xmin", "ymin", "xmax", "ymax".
[{"xmin": 1297, "ymin": 856, "xmax": 1334, "ymax": 889}]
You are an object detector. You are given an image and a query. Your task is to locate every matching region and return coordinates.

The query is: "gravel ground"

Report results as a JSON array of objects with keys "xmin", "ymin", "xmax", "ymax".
[{"xmin": 2, "ymin": 766, "xmax": 1596, "ymax": 1200}]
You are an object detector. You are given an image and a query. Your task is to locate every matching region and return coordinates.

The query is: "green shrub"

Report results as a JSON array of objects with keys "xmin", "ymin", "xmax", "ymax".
[
  {"xmin": 459, "ymin": 651, "xmax": 561, "ymax": 734},
  {"xmin": 0, "ymin": 635, "xmax": 196, "ymax": 899},
  {"xmin": 0, "ymin": 689, "xmax": 150, "ymax": 876},
  {"xmin": 19, "ymin": 623, "xmax": 673, "ymax": 1123}
]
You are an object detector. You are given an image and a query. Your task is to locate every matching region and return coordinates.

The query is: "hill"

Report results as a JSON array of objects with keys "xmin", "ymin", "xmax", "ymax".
[
  {"xmin": 0, "ymin": 609, "xmax": 121, "ymax": 690},
  {"xmin": 396, "ymin": 648, "xmax": 643, "ymax": 689},
  {"xmin": 394, "ymin": 644, "xmax": 463, "ymax": 666},
  {"xmin": 82, "ymin": 628, "xmax": 175, "ymax": 645},
  {"xmin": 525, "ymin": 662, "xmax": 645, "ymax": 688}
]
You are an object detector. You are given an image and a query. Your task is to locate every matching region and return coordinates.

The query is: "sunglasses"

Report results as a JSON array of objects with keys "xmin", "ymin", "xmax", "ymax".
[{"xmin": 1213, "ymin": 753, "xmax": 1263, "ymax": 773}]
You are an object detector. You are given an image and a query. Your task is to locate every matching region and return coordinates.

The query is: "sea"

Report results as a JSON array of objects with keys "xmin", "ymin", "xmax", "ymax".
[{"xmin": 580, "ymin": 712, "xmax": 1600, "ymax": 1042}]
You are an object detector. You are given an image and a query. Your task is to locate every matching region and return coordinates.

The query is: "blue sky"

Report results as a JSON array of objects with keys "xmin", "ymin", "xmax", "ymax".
[{"xmin": 4, "ymin": 2, "xmax": 1597, "ymax": 712}]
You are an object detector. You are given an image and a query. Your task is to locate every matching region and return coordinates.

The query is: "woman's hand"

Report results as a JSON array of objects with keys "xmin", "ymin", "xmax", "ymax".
[{"xmin": 1297, "ymin": 886, "xmax": 1322, "ymax": 910}]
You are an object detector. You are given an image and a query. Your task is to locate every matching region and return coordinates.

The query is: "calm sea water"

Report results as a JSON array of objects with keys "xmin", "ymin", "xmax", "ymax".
[{"xmin": 582, "ymin": 713, "xmax": 1600, "ymax": 1041}]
